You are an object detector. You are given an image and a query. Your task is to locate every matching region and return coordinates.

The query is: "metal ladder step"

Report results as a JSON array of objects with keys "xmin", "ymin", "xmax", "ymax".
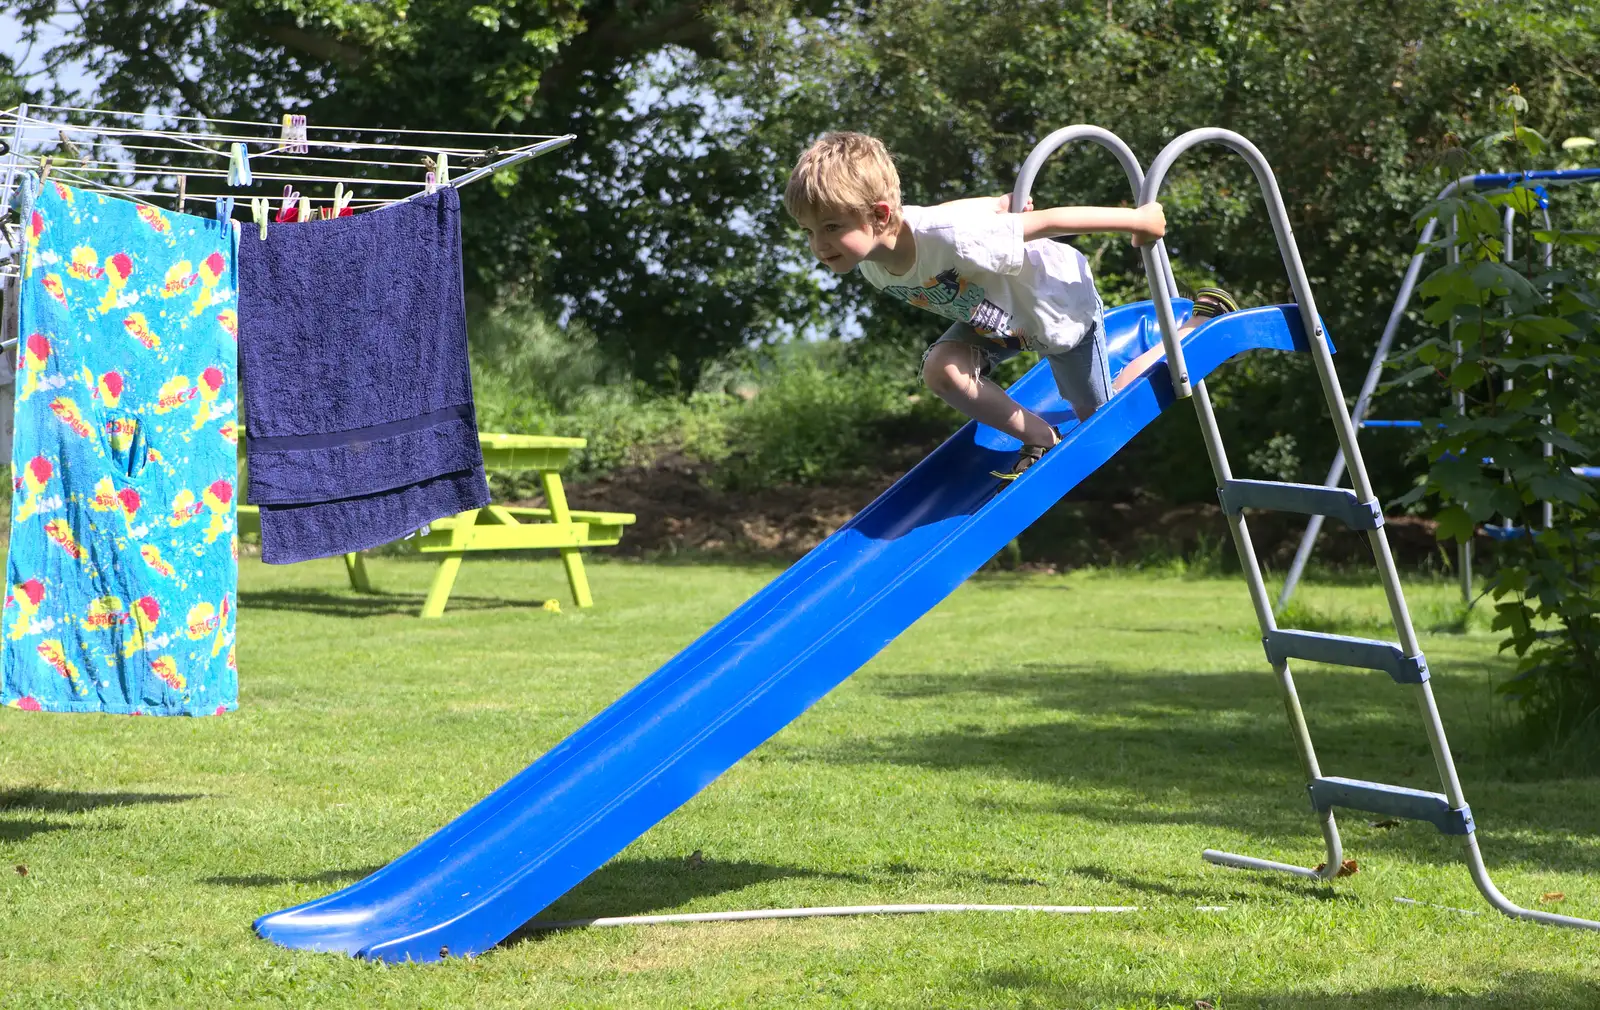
[
  {"xmin": 1264, "ymin": 629, "xmax": 1428, "ymax": 684},
  {"xmin": 1219, "ymin": 478, "xmax": 1383, "ymax": 529},
  {"xmin": 1309, "ymin": 776, "xmax": 1475, "ymax": 835}
]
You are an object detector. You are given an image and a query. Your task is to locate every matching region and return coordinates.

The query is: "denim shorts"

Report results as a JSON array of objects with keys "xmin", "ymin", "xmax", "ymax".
[{"xmin": 923, "ymin": 315, "xmax": 1112, "ymax": 419}]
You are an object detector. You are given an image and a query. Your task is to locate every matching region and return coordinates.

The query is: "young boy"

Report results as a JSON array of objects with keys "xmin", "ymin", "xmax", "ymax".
[{"xmin": 785, "ymin": 131, "xmax": 1235, "ymax": 479}]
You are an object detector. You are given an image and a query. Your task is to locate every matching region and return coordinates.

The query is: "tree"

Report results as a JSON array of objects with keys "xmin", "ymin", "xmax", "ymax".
[
  {"xmin": 7, "ymin": 0, "xmax": 1597, "ymax": 415},
  {"xmin": 2, "ymin": 0, "xmax": 829, "ymax": 387}
]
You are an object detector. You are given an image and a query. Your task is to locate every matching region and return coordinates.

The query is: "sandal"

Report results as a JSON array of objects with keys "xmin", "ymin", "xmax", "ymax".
[
  {"xmin": 1191, "ymin": 286, "xmax": 1239, "ymax": 320},
  {"xmin": 991, "ymin": 442, "xmax": 1052, "ymax": 482}
]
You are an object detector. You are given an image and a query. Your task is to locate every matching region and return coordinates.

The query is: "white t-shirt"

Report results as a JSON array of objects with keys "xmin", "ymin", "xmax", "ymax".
[{"xmin": 858, "ymin": 204, "xmax": 1101, "ymax": 355}]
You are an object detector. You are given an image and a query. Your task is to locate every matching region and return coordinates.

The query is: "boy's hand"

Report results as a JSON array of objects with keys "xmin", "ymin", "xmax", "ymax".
[
  {"xmin": 1131, "ymin": 202, "xmax": 1165, "ymax": 247},
  {"xmin": 995, "ymin": 193, "xmax": 1034, "ymax": 214}
]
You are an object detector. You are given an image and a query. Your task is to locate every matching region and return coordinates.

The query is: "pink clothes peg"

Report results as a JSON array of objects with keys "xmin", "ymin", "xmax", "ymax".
[{"xmin": 275, "ymin": 184, "xmax": 300, "ymax": 223}]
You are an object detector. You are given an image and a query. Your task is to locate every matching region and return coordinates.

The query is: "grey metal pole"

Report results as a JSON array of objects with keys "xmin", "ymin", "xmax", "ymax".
[
  {"xmin": 1275, "ymin": 213, "xmax": 1444, "ymax": 612},
  {"xmin": 1498, "ymin": 207, "xmax": 1516, "ymax": 532},
  {"xmin": 1542, "ymin": 205, "xmax": 1555, "ymax": 530},
  {"xmin": 1138, "ymin": 129, "xmax": 1369, "ymax": 880},
  {"xmin": 1498, "ymin": 207, "xmax": 1554, "ymax": 535},
  {"xmin": 1449, "ymin": 214, "xmax": 1472, "ymax": 602}
]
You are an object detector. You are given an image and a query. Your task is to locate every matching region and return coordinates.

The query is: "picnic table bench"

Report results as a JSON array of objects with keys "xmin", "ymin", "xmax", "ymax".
[{"xmin": 236, "ymin": 433, "xmax": 635, "ymax": 618}]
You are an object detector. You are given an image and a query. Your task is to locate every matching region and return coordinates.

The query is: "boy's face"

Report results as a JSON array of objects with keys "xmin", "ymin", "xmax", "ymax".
[{"xmin": 795, "ymin": 203, "xmax": 891, "ymax": 274}]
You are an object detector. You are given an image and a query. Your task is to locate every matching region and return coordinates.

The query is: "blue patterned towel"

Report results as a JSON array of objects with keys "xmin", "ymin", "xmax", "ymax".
[
  {"xmin": 236, "ymin": 187, "xmax": 489, "ymax": 563},
  {"xmin": 3, "ymin": 179, "xmax": 239, "ymax": 716}
]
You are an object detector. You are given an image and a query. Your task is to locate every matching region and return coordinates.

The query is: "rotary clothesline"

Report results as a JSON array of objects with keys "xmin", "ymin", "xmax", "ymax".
[
  {"xmin": 0, "ymin": 104, "xmax": 574, "ymax": 352},
  {"xmin": 0, "ymin": 103, "xmax": 574, "ymax": 272}
]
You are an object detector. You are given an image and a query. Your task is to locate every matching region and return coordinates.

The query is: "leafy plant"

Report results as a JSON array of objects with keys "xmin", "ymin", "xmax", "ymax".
[
  {"xmin": 707, "ymin": 341, "xmax": 943, "ymax": 491},
  {"xmin": 1394, "ymin": 88, "xmax": 1600, "ymax": 744}
]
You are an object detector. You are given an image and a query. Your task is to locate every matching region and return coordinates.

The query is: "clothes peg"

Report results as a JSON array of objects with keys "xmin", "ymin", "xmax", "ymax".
[
  {"xmin": 333, "ymin": 182, "xmax": 353, "ymax": 217},
  {"xmin": 297, "ymin": 194, "xmax": 311, "ymax": 221},
  {"xmin": 176, "ymin": 175, "xmax": 187, "ymax": 213},
  {"xmin": 275, "ymin": 184, "xmax": 299, "ymax": 223},
  {"xmin": 435, "ymin": 151, "xmax": 449, "ymax": 186},
  {"xmin": 39, "ymin": 156, "xmax": 52, "ymax": 182},
  {"xmin": 215, "ymin": 196, "xmax": 235, "ymax": 223},
  {"xmin": 228, "ymin": 142, "xmax": 252, "ymax": 186},
  {"xmin": 424, "ymin": 170, "xmax": 438, "ymax": 196},
  {"xmin": 280, "ymin": 113, "xmax": 308, "ymax": 154},
  {"xmin": 251, "ymin": 197, "xmax": 270, "ymax": 240},
  {"xmin": 57, "ymin": 130, "xmax": 83, "ymax": 166}
]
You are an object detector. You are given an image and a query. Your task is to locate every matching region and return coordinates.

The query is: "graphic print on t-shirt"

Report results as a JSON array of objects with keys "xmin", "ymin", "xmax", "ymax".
[{"xmin": 881, "ymin": 269, "xmax": 1015, "ymax": 340}]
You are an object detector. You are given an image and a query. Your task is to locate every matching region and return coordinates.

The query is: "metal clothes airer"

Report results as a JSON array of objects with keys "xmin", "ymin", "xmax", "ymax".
[
  {"xmin": 0, "ymin": 101, "xmax": 570, "ymax": 468},
  {"xmin": 0, "ymin": 101, "xmax": 574, "ymax": 297}
]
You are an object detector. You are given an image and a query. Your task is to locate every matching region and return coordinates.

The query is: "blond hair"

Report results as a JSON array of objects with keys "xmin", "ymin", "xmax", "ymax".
[{"xmin": 784, "ymin": 131, "xmax": 901, "ymax": 228}]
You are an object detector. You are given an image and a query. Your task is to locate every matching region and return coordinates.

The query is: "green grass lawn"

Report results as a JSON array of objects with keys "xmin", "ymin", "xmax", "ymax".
[{"xmin": 1, "ymin": 555, "xmax": 1597, "ymax": 1008}]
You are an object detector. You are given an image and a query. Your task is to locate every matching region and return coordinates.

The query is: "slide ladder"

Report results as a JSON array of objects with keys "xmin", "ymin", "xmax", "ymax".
[{"xmin": 1135, "ymin": 130, "xmax": 1599, "ymax": 930}]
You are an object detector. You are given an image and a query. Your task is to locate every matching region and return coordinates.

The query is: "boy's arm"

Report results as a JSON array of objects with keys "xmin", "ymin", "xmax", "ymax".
[
  {"xmin": 1018, "ymin": 203, "xmax": 1165, "ymax": 245},
  {"xmin": 935, "ymin": 194, "xmax": 1036, "ymax": 214}
]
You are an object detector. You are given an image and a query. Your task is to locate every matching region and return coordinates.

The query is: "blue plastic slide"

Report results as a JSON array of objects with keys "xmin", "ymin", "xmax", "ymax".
[{"xmin": 256, "ymin": 300, "xmax": 1315, "ymax": 962}]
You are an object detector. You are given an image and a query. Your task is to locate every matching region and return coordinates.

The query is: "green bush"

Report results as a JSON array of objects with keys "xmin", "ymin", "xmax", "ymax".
[
  {"xmin": 467, "ymin": 303, "xmax": 952, "ymax": 492},
  {"xmin": 1394, "ymin": 93, "xmax": 1600, "ymax": 746},
  {"xmin": 707, "ymin": 341, "xmax": 948, "ymax": 491},
  {"xmin": 469, "ymin": 303, "xmax": 728, "ymax": 484}
]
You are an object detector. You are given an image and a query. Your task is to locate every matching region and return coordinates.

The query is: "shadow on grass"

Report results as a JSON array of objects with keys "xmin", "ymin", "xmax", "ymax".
[
  {"xmin": 0, "ymin": 818, "xmax": 71, "ymax": 843},
  {"xmin": 873, "ymin": 859, "xmax": 1050, "ymax": 888},
  {"xmin": 203, "ymin": 865, "xmax": 385, "ymax": 888},
  {"xmin": 237, "ymin": 589, "xmax": 557, "ymax": 619},
  {"xmin": 0, "ymin": 788, "xmax": 203, "ymax": 813},
  {"xmin": 1063, "ymin": 863, "xmax": 1355, "ymax": 905},
  {"xmin": 832, "ymin": 665, "xmax": 1600, "ymax": 874},
  {"xmin": 1276, "ymin": 596, "xmax": 1483, "ymax": 638},
  {"xmin": 965, "ymin": 969, "xmax": 1600, "ymax": 1009},
  {"xmin": 505, "ymin": 856, "xmax": 873, "ymax": 945},
  {"xmin": 0, "ymin": 789, "xmax": 201, "ymax": 844},
  {"xmin": 612, "ymin": 549, "xmax": 795, "ymax": 570}
]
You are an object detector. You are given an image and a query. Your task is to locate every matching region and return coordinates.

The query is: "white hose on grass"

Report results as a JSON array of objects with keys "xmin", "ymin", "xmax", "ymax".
[{"xmin": 525, "ymin": 903, "xmax": 1144, "ymax": 931}]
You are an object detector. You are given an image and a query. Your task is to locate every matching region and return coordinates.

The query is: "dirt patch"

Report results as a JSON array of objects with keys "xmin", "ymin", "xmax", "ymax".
[
  {"xmin": 526, "ymin": 454, "xmax": 1455, "ymax": 572},
  {"xmin": 526, "ymin": 453, "xmax": 888, "ymax": 559}
]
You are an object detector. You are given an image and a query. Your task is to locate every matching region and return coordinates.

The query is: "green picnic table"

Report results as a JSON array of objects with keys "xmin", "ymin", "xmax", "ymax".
[{"xmin": 237, "ymin": 433, "xmax": 635, "ymax": 617}]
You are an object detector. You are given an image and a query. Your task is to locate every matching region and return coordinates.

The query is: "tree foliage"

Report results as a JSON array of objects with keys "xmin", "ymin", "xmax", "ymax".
[
  {"xmin": 4, "ymin": 0, "xmax": 1597, "ymax": 414},
  {"xmin": 3, "ymin": 0, "xmax": 823, "ymax": 386},
  {"xmin": 699, "ymin": 0, "xmax": 1600, "ymax": 495}
]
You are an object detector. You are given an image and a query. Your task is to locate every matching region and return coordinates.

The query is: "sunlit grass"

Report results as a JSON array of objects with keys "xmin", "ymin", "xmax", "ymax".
[{"xmin": 1, "ymin": 557, "xmax": 1595, "ymax": 1008}]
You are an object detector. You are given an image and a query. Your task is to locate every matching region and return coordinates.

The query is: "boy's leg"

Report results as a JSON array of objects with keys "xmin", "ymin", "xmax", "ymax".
[
  {"xmin": 1113, "ymin": 343, "xmax": 1165, "ymax": 393},
  {"xmin": 1111, "ymin": 287, "xmax": 1240, "ymax": 392},
  {"xmin": 1045, "ymin": 318, "xmax": 1113, "ymax": 422},
  {"xmin": 922, "ymin": 330, "xmax": 1058, "ymax": 448}
]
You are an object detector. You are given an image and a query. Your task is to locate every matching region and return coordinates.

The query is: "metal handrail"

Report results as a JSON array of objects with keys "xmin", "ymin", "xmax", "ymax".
[
  {"xmin": 1008, "ymin": 124, "xmax": 1178, "ymax": 303},
  {"xmin": 1138, "ymin": 129, "xmax": 1424, "ymax": 650}
]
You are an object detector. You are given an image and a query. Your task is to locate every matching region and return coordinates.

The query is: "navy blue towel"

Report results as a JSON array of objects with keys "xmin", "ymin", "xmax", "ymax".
[{"xmin": 237, "ymin": 188, "xmax": 490, "ymax": 563}]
